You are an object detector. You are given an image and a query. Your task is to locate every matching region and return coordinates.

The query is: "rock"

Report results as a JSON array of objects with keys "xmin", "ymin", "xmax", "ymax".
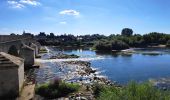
[{"xmin": 80, "ymin": 97, "xmax": 88, "ymax": 100}]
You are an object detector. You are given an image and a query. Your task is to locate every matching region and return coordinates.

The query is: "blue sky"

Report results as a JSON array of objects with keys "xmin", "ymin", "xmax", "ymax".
[{"xmin": 0, "ymin": 0, "xmax": 170, "ymax": 35}]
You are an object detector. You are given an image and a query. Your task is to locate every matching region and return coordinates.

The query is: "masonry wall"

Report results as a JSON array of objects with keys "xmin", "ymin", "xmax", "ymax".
[
  {"xmin": 0, "ymin": 68, "xmax": 19, "ymax": 97},
  {"xmin": 20, "ymin": 48, "xmax": 34, "ymax": 67},
  {"xmin": 17, "ymin": 63, "xmax": 25, "ymax": 93},
  {"xmin": 0, "ymin": 35, "xmax": 32, "ymax": 42}
]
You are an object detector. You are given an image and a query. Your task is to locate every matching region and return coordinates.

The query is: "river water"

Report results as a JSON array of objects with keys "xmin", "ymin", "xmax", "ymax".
[{"xmin": 35, "ymin": 47, "xmax": 170, "ymax": 85}]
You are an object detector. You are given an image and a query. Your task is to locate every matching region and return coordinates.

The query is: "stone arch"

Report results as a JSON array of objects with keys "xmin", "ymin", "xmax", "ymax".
[{"xmin": 8, "ymin": 45, "xmax": 19, "ymax": 57}]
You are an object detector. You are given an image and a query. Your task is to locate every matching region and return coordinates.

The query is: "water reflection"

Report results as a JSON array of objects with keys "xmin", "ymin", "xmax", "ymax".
[{"xmin": 36, "ymin": 47, "xmax": 170, "ymax": 84}]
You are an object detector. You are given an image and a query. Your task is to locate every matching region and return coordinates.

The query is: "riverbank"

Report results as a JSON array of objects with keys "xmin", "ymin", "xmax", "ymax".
[
  {"xmin": 33, "ymin": 46, "xmax": 119, "ymax": 99},
  {"xmin": 32, "ymin": 46, "xmax": 170, "ymax": 99}
]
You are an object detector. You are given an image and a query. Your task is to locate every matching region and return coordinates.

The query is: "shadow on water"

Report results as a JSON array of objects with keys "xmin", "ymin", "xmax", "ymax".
[{"xmin": 95, "ymin": 51, "xmax": 132, "ymax": 57}]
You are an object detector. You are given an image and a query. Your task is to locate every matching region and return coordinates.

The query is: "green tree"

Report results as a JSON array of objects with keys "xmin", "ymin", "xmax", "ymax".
[{"xmin": 121, "ymin": 28, "xmax": 133, "ymax": 36}]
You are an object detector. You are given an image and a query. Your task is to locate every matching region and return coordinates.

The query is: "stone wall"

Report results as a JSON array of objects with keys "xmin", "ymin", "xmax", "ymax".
[
  {"xmin": 18, "ymin": 63, "xmax": 25, "ymax": 93},
  {"xmin": 0, "ymin": 35, "xmax": 32, "ymax": 42},
  {"xmin": 19, "ymin": 46, "xmax": 35, "ymax": 67},
  {"xmin": 0, "ymin": 68, "xmax": 20, "ymax": 97}
]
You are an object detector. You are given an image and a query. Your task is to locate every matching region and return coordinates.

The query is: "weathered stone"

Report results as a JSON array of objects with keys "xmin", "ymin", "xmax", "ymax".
[
  {"xmin": 19, "ymin": 45, "xmax": 35, "ymax": 68},
  {"xmin": 0, "ymin": 52, "xmax": 24, "ymax": 98}
]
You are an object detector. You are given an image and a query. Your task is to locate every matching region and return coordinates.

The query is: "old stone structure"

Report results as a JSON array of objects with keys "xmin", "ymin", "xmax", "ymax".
[
  {"xmin": 19, "ymin": 45, "xmax": 35, "ymax": 67},
  {"xmin": 0, "ymin": 35, "xmax": 40, "ymax": 67},
  {"xmin": 0, "ymin": 52, "xmax": 24, "ymax": 98}
]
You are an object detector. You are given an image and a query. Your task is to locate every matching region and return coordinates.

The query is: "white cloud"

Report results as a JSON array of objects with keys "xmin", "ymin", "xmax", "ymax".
[
  {"xmin": 7, "ymin": 1, "xmax": 25, "ymax": 9},
  {"xmin": 59, "ymin": 9, "xmax": 80, "ymax": 16},
  {"xmin": 19, "ymin": 0, "xmax": 41, "ymax": 6},
  {"xmin": 7, "ymin": 0, "xmax": 41, "ymax": 9},
  {"xmin": 59, "ymin": 21, "xmax": 67, "ymax": 24}
]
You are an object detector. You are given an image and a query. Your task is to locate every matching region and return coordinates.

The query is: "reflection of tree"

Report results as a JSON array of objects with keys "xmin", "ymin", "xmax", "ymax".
[
  {"xmin": 120, "ymin": 53, "xmax": 132, "ymax": 57},
  {"xmin": 95, "ymin": 51, "xmax": 120, "ymax": 57}
]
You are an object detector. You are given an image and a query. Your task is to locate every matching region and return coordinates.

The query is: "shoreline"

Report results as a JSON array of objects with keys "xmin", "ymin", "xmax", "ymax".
[
  {"xmin": 35, "ymin": 46, "xmax": 170, "ymax": 87},
  {"xmin": 34, "ymin": 59, "xmax": 115, "ymax": 86}
]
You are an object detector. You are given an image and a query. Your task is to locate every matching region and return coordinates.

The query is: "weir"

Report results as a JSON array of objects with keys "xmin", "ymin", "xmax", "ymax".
[{"xmin": 35, "ymin": 57, "xmax": 104, "ymax": 63}]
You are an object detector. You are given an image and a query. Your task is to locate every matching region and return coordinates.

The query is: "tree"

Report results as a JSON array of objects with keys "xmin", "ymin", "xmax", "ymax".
[
  {"xmin": 121, "ymin": 28, "xmax": 133, "ymax": 36},
  {"xmin": 38, "ymin": 32, "xmax": 46, "ymax": 37},
  {"xmin": 166, "ymin": 40, "xmax": 170, "ymax": 47},
  {"xmin": 50, "ymin": 33, "xmax": 55, "ymax": 38},
  {"xmin": 111, "ymin": 40, "xmax": 129, "ymax": 50},
  {"xmin": 10, "ymin": 33, "xmax": 16, "ymax": 35}
]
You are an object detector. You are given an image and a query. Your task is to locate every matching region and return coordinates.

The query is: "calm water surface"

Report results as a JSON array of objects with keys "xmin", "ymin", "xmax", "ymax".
[{"xmin": 40, "ymin": 47, "xmax": 170, "ymax": 84}]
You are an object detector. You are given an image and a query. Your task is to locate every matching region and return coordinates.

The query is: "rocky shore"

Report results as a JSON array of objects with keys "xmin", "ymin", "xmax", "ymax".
[
  {"xmin": 49, "ymin": 53, "xmax": 80, "ymax": 59},
  {"xmin": 33, "ymin": 48, "xmax": 121, "ymax": 99}
]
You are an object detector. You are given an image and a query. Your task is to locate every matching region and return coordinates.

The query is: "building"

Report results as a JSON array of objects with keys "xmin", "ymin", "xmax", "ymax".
[{"xmin": 0, "ymin": 52, "xmax": 24, "ymax": 98}]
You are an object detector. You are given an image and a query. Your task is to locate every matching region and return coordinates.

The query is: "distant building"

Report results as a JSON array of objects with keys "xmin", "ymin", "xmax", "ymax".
[
  {"xmin": 22, "ymin": 30, "xmax": 33, "ymax": 37},
  {"xmin": 0, "ymin": 52, "xmax": 24, "ymax": 98}
]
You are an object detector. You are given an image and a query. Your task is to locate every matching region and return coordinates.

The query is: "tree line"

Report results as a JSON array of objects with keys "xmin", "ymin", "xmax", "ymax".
[
  {"xmin": 12, "ymin": 28, "xmax": 170, "ymax": 50},
  {"xmin": 94, "ymin": 28, "xmax": 170, "ymax": 51}
]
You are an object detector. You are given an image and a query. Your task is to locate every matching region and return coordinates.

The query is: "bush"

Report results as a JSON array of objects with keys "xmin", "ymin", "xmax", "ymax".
[
  {"xmin": 93, "ymin": 39, "xmax": 129, "ymax": 51},
  {"xmin": 166, "ymin": 40, "xmax": 170, "ymax": 47},
  {"xmin": 111, "ymin": 40, "xmax": 129, "ymax": 50},
  {"xmin": 93, "ymin": 40, "xmax": 112, "ymax": 51},
  {"xmin": 93, "ymin": 82, "xmax": 170, "ymax": 100},
  {"xmin": 35, "ymin": 79, "xmax": 80, "ymax": 99}
]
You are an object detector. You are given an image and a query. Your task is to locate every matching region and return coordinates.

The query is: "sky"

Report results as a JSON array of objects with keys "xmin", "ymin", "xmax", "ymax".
[{"xmin": 0, "ymin": 0, "xmax": 170, "ymax": 35}]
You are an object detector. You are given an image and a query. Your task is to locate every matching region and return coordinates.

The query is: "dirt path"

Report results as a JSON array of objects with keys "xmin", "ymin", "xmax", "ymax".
[{"xmin": 17, "ymin": 84, "xmax": 35, "ymax": 100}]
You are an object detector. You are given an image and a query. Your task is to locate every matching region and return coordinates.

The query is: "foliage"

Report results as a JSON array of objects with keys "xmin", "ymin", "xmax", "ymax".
[
  {"xmin": 93, "ymin": 39, "xmax": 129, "ymax": 51},
  {"xmin": 93, "ymin": 40, "xmax": 112, "ymax": 51},
  {"xmin": 166, "ymin": 40, "xmax": 170, "ymax": 47},
  {"xmin": 111, "ymin": 40, "xmax": 129, "ymax": 50},
  {"xmin": 39, "ymin": 48, "xmax": 48, "ymax": 54},
  {"xmin": 143, "ymin": 32, "xmax": 169, "ymax": 44},
  {"xmin": 93, "ymin": 82, "xmax": 170, "ymax": 100},
  {"xmin": 121, "ymin": 28, "xmax": 133, "ymax": 36},
  {"xmin": 35, "ymin": 29, "xmax": 170, "ymax": 49},
  {"xmin": 35, "ymin": 78, "xmax": 80, "ymax": 99}
]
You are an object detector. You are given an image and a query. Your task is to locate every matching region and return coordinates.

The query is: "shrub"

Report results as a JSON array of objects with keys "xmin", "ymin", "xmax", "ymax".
[
  {"xmin": 111, "ymin": 40, "xmax": 129, "ymax": 50},
  {"xmin": 35, "ymin": 79, "xmax": 80, "ymax": 99},
  {"xmin": 93, "ymin": 40, "xmax": 112, "ymax": 51},
  {"xmin": 93, "ymin": 39, "xmax": 129, "ymax": 51},
  {"xmin": 93, "ymin": 82, "xmax": 170, "ymax": 100},
  {"xmin": 166, "ymin": 40, "xmax": 170, "ymax": 47}
]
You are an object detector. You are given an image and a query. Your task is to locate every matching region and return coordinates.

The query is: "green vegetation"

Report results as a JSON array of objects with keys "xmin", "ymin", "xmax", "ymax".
[
  {"xmin": 166, "ymin": 40, "xmax": 170, "ymax": 47},
  {"xmin": 49, "ymin": 54, "xmax": 79, "ymax": 59},
  {"xmin": 93, "ymin": 39, "xmax": 129, "ymax": 51},
  {"xmin": 39, "ymin": 48, "xmax": 48, "ymax": 53},
  {"xmin": 35, "ymin": 28, "xmax": 170, "ymax": 51},
  {"xmin": 121, "ymin": 28, "xmax": 133, "ymax": 36},
  {"xmin": 94, "ymin": 31, "xmax": 170, "ymax": 51},
  {"xmin": 35, "ymin": 79, "xmax": 80, "ymax": 99},
  {"xmin": 37, "ymin": 34, "xmax": 105, "ymax": 47},
  {"xmin": 93, "ymin": 82, "xmax": 170, "ymax": 100}
]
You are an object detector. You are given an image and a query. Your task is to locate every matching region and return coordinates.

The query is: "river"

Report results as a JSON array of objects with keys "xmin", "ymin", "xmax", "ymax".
[{"xmin": 34, "ymin": 46, "xmax": 170, "ymax": 85}]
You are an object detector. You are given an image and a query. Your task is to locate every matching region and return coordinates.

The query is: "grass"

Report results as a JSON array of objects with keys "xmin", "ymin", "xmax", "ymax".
[
  {"xmin": 35, "ymin": 79, "xmax": 80, "ymax": 99},
  {"xmin": 39, "ymin": 48, "xmax": 48, "ymax": 54},
  {"xmin": 93, "ymin": 81, "xmax": 170, "ymax": 100}
]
